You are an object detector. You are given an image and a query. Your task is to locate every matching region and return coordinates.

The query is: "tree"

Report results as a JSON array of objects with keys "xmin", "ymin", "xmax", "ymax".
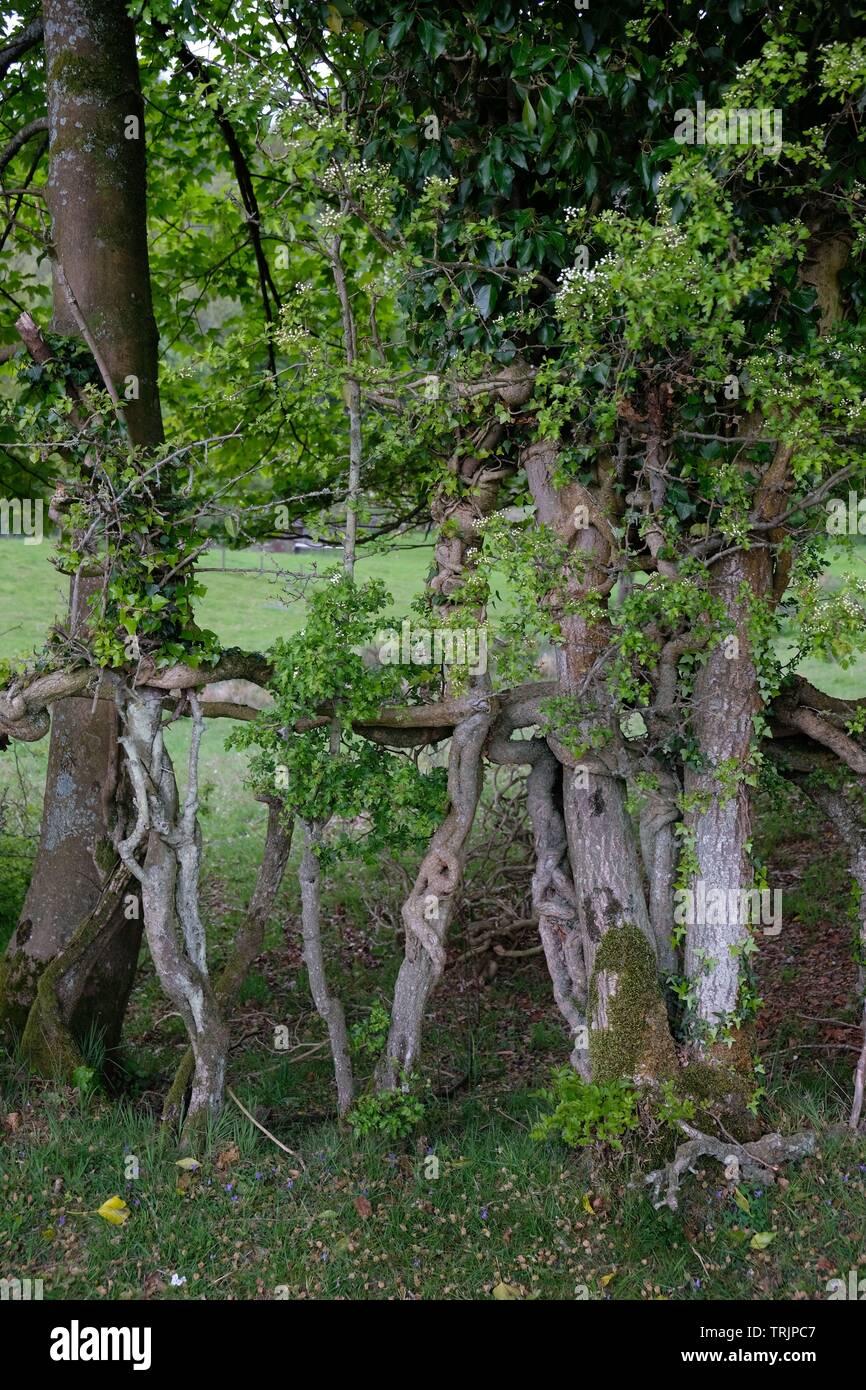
[
  {"xmin": 2, "ymin": 0, "xmax": 866, "ymax": 1178},
  {"xmin": 0, "ymin": 0, "xmax": 162, "ymax": 1066}
]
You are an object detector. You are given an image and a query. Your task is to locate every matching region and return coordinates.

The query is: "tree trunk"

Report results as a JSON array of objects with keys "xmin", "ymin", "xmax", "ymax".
[
  {"xmin": 299, "ymin": 820, "xmax": 355, "ymax": 1115},
  {"xmin": 163, "ymin": 799, "xmax": 292, "ymax": 1124},
  {"xmin": 683, "ymin": 550, "xmax": 769, "ymax": 1072},
  {"xmin": 119, "ymin": 690, "xmax": 228, "ymax": 1145},
  {"xmin": 377, "ymin": 706, "xmax": 495, "ymax": 1088},
  {"xmin": 0, "ymin": 0, "xmax": 163, "ymax": 1062},
  {"xmin": 523, "ymin": 439, "xmax": 677, "ymax": 1083}
]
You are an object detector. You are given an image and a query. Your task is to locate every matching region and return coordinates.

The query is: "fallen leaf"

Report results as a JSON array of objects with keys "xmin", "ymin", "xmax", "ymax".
[
  {"xmin": 750, "ymin": 1231, "xmax": 776, "ymax": 1251},
  {"xmin": 582, "ymin": 1193, "xmax": 594, "ymax": 1216},
  {"xmin": 354, "ymin": 1195, "xmax": 372, "ymax": 1219},
  {"xmin": 96, "ymin": 1195, "xmax": 130, "ymax": 1226},
  {"xmin": 216, "ymin": 1144, "xmax": 240, "ymax": 1169},
  {"xmin": 492, "ymin": 1281, "xmax": 522, "ymax": 1300},
  {"xmin": 733, "ymin": 1187, "xmax": 751, "ymax": 1215},
  {"xmin": 5, "ymin": 1112, "xmax": 21, "ymax": 1133},
  {"xmin": 175, "ymin": 1157, "xmax": 201, "ymax": 1171},
  {"xmin": 600, "ymin": 1272, "xmax": 616, "ymax": 1287}
]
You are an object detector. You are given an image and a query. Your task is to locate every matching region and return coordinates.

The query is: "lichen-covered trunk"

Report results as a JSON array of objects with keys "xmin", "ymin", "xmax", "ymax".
[
  {"xmin": 562, "ymin": 761, "xmax": 677, "ymax": 1082},
  {"xmin": 638, "ymin": 772, "xmax": 681, "ymax": 980},
  {"xmin": 0, "ymin": 0, "xmax": 162, "ymax": 1058},
  {"xmin": 525, "ymin": 748, "xmax": 587, "ymax": 1069},
  {"xmin": 683, "ymin": 551, "xmax": 769, "ymax": 1065},
  {"xmin": 163, "ymin": 799, "xmax": 292, "ymax": 1123}
]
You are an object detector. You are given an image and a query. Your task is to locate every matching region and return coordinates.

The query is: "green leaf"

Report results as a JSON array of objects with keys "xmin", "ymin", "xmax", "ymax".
[
  {"xmin": 387, "ymin": 13, "xmax": 414, "ymax": 49},
  {"xmin": 750, "ymin": 1231, "xmax": 776, "ymax": 1250},
  {"xmin": 418, "ymin": 18, "xmax": 447, "ymax": 60}
]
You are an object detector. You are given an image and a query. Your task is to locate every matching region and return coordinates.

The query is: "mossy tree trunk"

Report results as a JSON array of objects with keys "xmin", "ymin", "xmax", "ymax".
[
  {"xmin": 0, "ymin": 0, "xmax": 163, "ymax": 1067},
  {"xmin": 523, "ymin": 438, "xmax": 678, "ymax": 1084}
]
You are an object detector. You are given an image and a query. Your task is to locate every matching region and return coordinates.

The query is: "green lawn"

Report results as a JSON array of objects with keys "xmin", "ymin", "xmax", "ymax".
[
  {"xmin": 4, "ymin": 533, "xmax": 866, "ymax": 688},
  {"xmin": 0, "ymin": 537, "xmax": 433, "ymax": 662},
  {"xmin": 3, "ymin": 532, "xmax": 866, "ymax": 930},
  {"xmin": 0, "ymin": 538, "xmax": 436, "ymax": 928},
  {"xmin": 2, "ymin": 539, "xmax": 866, "ymax": 1300}
]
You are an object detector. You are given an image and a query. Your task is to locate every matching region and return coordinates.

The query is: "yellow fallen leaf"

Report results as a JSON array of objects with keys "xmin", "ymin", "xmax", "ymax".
[
  {"xmin": 600, "ymin": 1272, "xmax": 616, "ymax": 1287},
  {"xmin": 733, "ymin": 1187, "xmax": 751, "ymax": 1215},
  {"xmin": 750, "ymin": 1231, "xmax": 776, "ymax": 1250},
  {"xmin": 175, "ymin": 1158, "xmax": 201, "ymax": 1171},
  {"xmin": 582, "ymin": 1193, "xmax": 594, "ymax": 1216},
  {"xmin": 96, "ymin": 1196, "xmax": 130, "ymax": 1226},
  {"xmin": 41, "ymin": 1227, "xmax": 55, "ymax": 1241},
  {"xmin": 492, "ymin": 1282, "xmax": 522, "ymax": 1300}
]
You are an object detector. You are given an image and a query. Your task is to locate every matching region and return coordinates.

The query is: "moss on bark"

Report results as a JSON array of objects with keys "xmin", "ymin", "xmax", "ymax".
[{"xmin": 588, "ymin": 921, "xmax": 678, "ymax": 1083}]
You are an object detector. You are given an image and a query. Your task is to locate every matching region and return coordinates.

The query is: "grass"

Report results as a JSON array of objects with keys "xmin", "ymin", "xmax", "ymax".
[
  {"xmin": 0, "ymin": 538, "xmax": 435, "ymax": 948},
  {"xmin": 0, "ymin": 536, "xmax": 433, "ymax": 660},
  {"xmin": 2, "ymin": 1058, "xmax": 864, "ymax": 1300},
  {"xmin": 2, "ymin": 537, "xmax": 866, "ymax": 1300}
]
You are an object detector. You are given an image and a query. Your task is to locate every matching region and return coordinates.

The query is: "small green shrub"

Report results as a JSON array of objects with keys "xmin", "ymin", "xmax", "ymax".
[
  {"xmin": 656, "ymin": 1080, "xmax": 697, "ymax": 1128},
  {"xmin": 348, "ymin": 1077, "xmax": 425, "ymax": 1139},
  {"xmin": 531, "ymin": 1068, "xmax": 639, "ymax": 1150},
  {"xmin": 349, "ymin": 1002, "xmax": 391, "ymax": 1058}
]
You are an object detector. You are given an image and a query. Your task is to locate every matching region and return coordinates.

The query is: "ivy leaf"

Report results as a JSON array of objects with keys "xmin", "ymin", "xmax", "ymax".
[
  {"xmin": 522, "ymin": 96, "xmax": 537, "ymax": 132},
  {"xmin": 418, "ymin": 18, "xmax": 447, "ymax": 60},
  {"xmin": 387, "ymin": 13, "xmax": 414, "ymax": 49}
]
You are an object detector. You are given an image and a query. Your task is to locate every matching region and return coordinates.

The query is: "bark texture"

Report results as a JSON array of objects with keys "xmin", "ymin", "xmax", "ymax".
[
  {"xmin": 683, "ymin": 550, "xmax": 770, "ymax": 1058},
  {"xmin": 523, "ymin": 438, "xmax": 675, "ymax": 1081},
  {"xmin": 299, "ymin": 820, "xmax": 354, "ymax": 1115},
  {"xmin": 163, "ymin": 799, "xmax": 292, "ymax": 1124},
  {"xmin": 1, "ymin": 0, "xmax": 162, "ymax": 1058},
  {"xmin": 118, "ymin": 691, "xmax": 227, "ymax": 1144},
  {"xmin": 377, "ymin": 705, "xmax": 496, "ymax": 1088}
]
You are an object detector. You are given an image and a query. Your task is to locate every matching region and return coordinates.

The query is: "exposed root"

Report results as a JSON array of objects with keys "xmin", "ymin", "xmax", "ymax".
[{"xmin": 645, "ymin": 1122, "xmax": 816, "ymax": 1210}]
